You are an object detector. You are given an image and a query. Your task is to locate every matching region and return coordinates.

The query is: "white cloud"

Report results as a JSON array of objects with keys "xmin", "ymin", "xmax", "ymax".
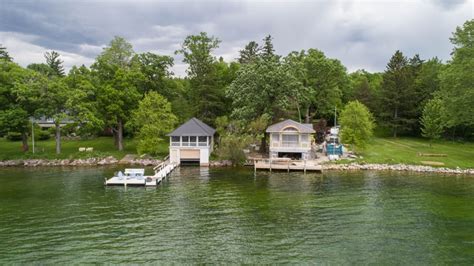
[
  {"xmin": 1, "ymin": 0, "xmax": 472, "ymax": 76},
  {"xmin": 0, "ymin": 31, "xmax": 95, "ymax": 72}
]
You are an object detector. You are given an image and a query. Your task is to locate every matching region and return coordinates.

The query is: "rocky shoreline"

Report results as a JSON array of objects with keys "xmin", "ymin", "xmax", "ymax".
[
  {"xmin": 1, "ymin": 158, "xmax": 473, "ymax": 175},
  {"xmin": 322, "ymin": 163, "xmax": 474, "ymax": 175},
  {"xmin": 0, "ymin": 157, "xmax": 161, "ymax": 167}
]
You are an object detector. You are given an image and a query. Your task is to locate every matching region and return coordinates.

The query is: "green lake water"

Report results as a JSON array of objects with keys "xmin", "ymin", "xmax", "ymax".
[{"xmin": 0, "ymin": 166, "xmax": 473, "ymax": 264}]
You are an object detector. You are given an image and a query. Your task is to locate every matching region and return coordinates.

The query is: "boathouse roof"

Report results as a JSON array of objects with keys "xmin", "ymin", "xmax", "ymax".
[
  {"xmin": 167, "ymin": 117, "xmax": 216, "ymax": 137},
  {"xmin": 266, "ymin": 119, "xmax": 315, "ymax": 133}
]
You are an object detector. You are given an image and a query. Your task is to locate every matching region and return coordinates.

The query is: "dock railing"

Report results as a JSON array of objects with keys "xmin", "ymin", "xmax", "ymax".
[{"xmin": 153, "ymin": 155, "xmax": 170, "ymax": 174}]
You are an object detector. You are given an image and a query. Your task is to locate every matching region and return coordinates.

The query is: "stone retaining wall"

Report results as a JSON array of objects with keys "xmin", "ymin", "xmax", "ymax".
[
  {"xmin": 1, "ymin": 158, "xmax": 473, "ymax": 175},
  {"xmin": 322, "ymin": 163, "xmax": 474, "ymax": 175},
  {"xmin": 0, "ymin": 157, "xmax": 161, "ymax": 167}
]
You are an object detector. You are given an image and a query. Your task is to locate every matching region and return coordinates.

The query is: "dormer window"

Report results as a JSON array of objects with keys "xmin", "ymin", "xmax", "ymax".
[{"xmin": 283, "ymin": 127, "xmax": 298, "ymax": 132}]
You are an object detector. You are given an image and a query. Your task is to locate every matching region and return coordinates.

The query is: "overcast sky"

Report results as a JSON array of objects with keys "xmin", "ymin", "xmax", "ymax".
[{"xmin": 0, "ymin": 0, "xmax": 472, "ymax": 76}]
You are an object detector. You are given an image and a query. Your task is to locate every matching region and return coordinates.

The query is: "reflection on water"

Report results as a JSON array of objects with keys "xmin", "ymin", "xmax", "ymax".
[{"xmin": 0, "ymin": 166, "xmax": 473, "ymax": 264}]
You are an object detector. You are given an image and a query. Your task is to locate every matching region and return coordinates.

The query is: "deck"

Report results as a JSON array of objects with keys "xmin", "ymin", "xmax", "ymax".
[
  {"xmin": 253, "ymin": 158, "xmax": 322, "ymax": 173},
  {"xmin": 105, "ymin": 159, "xmax": 179, "ymax": 187}
]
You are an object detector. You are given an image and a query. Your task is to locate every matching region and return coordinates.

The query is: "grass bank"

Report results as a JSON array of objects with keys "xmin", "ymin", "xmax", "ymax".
[
  {"xmin": 0, "ymin": 137, "xmax": 168, "ymax": 160},
  {"xmin": 352, "ymin": 137, "xmax": 474, "ymax": 169}
]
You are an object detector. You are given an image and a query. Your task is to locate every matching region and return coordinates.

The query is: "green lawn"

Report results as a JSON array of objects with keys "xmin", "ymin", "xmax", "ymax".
[
  {"xmin": 0, "ymin": 137, "xmax": 169, "ymax": 160},
  {"xmin": 355, "ymin": 137, "xmax": 474, "ymax": 169}
]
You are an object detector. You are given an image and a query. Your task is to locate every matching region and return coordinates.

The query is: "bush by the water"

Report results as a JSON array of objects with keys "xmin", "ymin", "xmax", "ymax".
[{"xmin": 217, "ymin": 135, "xmax": 252, "ymax": 166}]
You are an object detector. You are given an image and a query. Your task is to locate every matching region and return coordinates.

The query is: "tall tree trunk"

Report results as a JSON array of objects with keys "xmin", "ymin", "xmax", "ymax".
[
  {"xmin": 393, "ymin": 107, "xmax": 398, "ymax": 138},
  {"xmin": 117, "ymin": 119, "xmax": 124, "ymax": 151},
  {"xmin": 21, "ymin": 131, "xmax": 29, "ymax": 152},
  {"xmin": 304, "ymin": 106, "xmax": 311, "ymax": 124},
  {"xmin": 55, "ymin": 122, "xmax": 61, "ymax": 154},
  {"xmin": 260, "ymin": 133, "xmax": 267, "ymax": 153},
  {"xmin": 113, "ymin": 129, "xmax": 118, "ymax": 148}
]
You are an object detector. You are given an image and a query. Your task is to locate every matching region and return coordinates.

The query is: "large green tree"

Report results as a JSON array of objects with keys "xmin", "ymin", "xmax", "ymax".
[
  {"xmin": 339, "ymin": 101, "xmax": 375, "ymax": 152},
  {"xmin": 127, "ymin": 91, "xmax": 177, "ymax": 155},
  {"xmin": 346, "ymin": 70, "xmax": 383, "ymax": 113},
  {"xmin": 379, "ymin": 50, "xmax": 418, "ymax": 137},
  {"xmin": 92, "ymin": 36, "xmax": 141, "ymax": 151},
  {"xmin": 227, "ymin": 57, "xmax": 299, "ymax": 151},
  {"xmin": 285, "ymin": 49, "xmax": 349, "ymax": 123},
  {"xmin": 0, "ymin": 61, "xmax": 41, "ymax": 151},
  {"xmin": 238, "ymin": 41, "xmax": 260, "ymax": 64},
  {"xmin": 439, "ymin": 20, "xmax": 474, "ymax": 129},
  {"xmin": 176, "ymin": 32, "xmax": 226, "ymax": 124},
  {"xmin": 131, "ymin": 52, "xmax": 174, "ymax": 97}
]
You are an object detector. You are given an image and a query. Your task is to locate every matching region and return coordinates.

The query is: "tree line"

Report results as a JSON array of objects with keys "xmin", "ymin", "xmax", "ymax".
[{"xmin": 0, "ymin": 20, "xmax": 472, "ymax": 155}]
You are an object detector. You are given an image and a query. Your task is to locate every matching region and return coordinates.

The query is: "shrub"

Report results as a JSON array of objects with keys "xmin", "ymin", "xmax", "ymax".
[
  {"xmin": 217, "ymin": 134, "xmax": 252, "ymax": 166},
  {"xmin": 6, "ymin": 132, "xmax": 23, "ymax": 141},
  {"xmin": 37, "ymin": 130, "xmax": 51, "ymax": 140}
]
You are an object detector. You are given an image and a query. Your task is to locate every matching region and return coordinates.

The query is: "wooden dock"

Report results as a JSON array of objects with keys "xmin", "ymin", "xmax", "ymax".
[
  {"xmin": 253, "ymin": 158, "xmax": 322, "ymax": 173},
  {"xmin": 105, "ymin": 158, "xmax": 179, "ymax": 187}
]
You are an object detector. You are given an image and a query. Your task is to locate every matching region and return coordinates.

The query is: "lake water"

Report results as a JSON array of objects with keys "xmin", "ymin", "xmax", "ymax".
[{"xmin": 0, "ymin": 166, "xmax": 473, "ymax": 264}]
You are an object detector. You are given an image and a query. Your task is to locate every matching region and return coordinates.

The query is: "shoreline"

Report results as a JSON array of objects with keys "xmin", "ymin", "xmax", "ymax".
[{"xmin": 1, "ymin": 158, "xmax": 473, "ymax": 175}]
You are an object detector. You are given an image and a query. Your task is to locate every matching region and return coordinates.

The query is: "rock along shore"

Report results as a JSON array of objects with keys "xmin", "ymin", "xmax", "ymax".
[
  {"xmin": 0, "ymin": 157, "xmax": 161, "ymax": 167},
  {"xmin": 1, "ymin": 158, "xmax": 473, "ymax": 175},
  {"xmin": 322, "ymin": 163, "xmax": 474, "ymax": 175}
]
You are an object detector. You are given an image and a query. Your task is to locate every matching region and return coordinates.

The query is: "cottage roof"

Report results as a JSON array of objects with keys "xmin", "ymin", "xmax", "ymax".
[
  {"xmin": 167, "ymin": 117, "xmax": 216, "ymax": 137},
  {"xmin": 266, "ymin": 119, "xmax": 315, "ymax": 133}
]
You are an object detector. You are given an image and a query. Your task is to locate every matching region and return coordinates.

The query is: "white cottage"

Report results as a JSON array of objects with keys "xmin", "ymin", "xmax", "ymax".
[
  {"xmin": 266, "ymin": 119, "xmax": 315, "ymax": 160},
  {"xmin": 167, "ymin": 118, "xmax": 215, "ymax": 166}
]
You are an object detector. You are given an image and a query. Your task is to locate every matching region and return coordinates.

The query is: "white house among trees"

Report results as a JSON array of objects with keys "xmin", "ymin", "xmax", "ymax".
[
  {"xmin": 266, "ymin": 119, "xmax": 315, "ymax": 160},
  {"xmin": 167, "ymin": 118, "xmax": 215, "ymax": 166}
]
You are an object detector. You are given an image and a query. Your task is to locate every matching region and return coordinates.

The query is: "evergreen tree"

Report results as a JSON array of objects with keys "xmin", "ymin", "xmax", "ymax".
[
  {"xmin": 380, "ymin": 50, "xmax": 417, "ymax": 137},
  {"xmin": 176, "ymin": 32, "xmax": 225, "ymax": 125},
  {"xmin": 44, "ymin": 51, "xmax": 65, "ymax": 77},
  {"xmin": 261, "ymin": 35, "xmax": 277, "ymax": 60},
  {"xmin": 238, "ymin": 41, "xmax": 260, "ymax": 64},
  {"xmin": 0, "ymin": 44, "xmax": 12, "ymax": 61}
]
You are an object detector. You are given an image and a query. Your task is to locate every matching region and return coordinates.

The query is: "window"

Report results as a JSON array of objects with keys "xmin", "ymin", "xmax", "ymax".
[
  {"xmin": 171, "ymin": 136, "xmax": 180, "ymax": 146},
  {"xmin": 282, "ymin": 134, "xmax": 298, "ymax": 147},
  {"xmin": 190, "ymin": 136, "xmax": 197, "ymax": 146},
  {"xmin": 198, "ymin": 136, "xmax": 207, "ymax": 146},
  {"xmin": 283, "ymin": 127, "xmax": 298, "ymax": 132},
  {"xmin": 182, "ymin": 136, "xmax": 189, "ymax": 146},
  {"xmin": 272, "ymin": 133, "xmax": 280, "ymax": 141}
]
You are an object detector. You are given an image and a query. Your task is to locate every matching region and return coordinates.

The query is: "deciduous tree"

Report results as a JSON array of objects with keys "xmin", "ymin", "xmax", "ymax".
[
  {"xmin": 127, "ymin": 91, "xmax": 177, "ymax": 155},
  {"xmin": 420, "ymin": 98, "xmax": 446, "ymax": 146},
  {"xmin": 339, "ymin": 101, "xmax": 375, "ymax": 152}
]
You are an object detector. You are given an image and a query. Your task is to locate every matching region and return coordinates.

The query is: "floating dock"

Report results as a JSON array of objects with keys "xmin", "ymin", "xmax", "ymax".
[
  {"xmin": 105, "ymin": 160, "xmax": 179, "ymax": 187},
  {"xmin": 253, "ymin": 159, "xmax": 322, "ymax": 173}
]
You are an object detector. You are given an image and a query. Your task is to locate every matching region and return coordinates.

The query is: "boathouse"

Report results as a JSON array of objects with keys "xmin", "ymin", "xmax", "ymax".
[
  {"xmin": 266, "ymin": 119, "xmax": 315, "ymax": 160},
  {"xmin": 167, "ymin": 118, "xmax": 215, "ymax": 166}
]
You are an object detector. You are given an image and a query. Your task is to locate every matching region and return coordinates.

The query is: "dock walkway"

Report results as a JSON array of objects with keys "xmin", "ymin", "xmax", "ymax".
[
  {"xmin": 105, "ymin": 157, "xmax": 179, "ymax": 187},
  {"xmin": 253, "ymin": 158, "xmax": 322, "ymax": 173}
]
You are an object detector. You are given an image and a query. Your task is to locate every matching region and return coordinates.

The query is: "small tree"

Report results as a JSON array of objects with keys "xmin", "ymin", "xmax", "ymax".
[
  {"xmin": 339, "ymin": 101, "xmax": 375, "ymax": 152},
  {"xmin": 420, "ymin": 98, "xmax": 446, "ymax": 146},
  {"xmin": 127, "ymin": 91, "xmax": 177, "ymax": 156},
  {"xmin": 217, "ymin": 134, "xmax": 252, "ymax": 166}
]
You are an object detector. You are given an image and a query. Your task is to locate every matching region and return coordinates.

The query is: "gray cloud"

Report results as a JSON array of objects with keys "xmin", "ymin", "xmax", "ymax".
[{"xmin": 0, "ymin": 0, "xmax": 472, "ymax": 76}]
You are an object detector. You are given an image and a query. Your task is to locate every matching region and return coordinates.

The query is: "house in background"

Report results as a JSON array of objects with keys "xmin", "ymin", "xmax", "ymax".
[
  {"xmin": 34, "ymin": 116, "xmax": 74, "ymax": 130},
  {"xmin": 266, "ymin": 119, "xmax": 315, "ymax": 160},
  {"xmin": 167, "ymin": 118, "xmax": 215, "ymax": 166}
]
